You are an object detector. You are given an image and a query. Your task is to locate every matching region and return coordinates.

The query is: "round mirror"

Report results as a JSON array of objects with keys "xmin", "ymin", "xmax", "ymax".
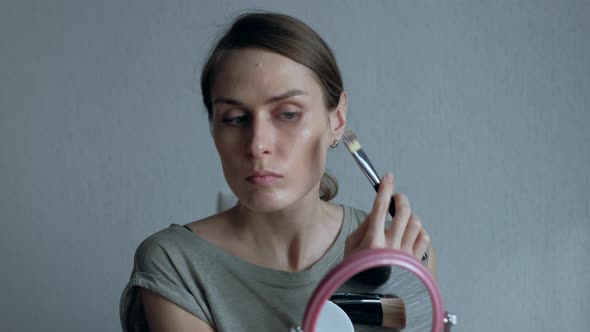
[{"xmin": 301, "ymin": 249, "xmax": 444, "ymax": 332}]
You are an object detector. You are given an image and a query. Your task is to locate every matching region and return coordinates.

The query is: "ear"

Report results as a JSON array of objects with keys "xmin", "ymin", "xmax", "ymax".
[{"xmin": 328, "ymin": 91, "xmax": 348, "ymax": 140}]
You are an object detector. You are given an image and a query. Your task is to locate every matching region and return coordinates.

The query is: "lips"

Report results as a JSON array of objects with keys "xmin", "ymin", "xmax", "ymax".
[{"xmin": 246, "ymin": 170, "xmax": 283, "ymax": 185}]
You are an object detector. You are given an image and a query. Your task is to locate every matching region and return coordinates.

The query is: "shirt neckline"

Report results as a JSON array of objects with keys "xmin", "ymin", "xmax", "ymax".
[{"xmin": 170, "ymin": 205, "xmax": 352, "ymax": 286}]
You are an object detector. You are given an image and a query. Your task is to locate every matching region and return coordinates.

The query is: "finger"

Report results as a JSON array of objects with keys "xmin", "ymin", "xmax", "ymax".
[
  {"xmin": 401, "ymin": 214, "xmax": 422, "ymax": 254},
  {"xmin": 368, "ymin": 173, "xmax": 394, "ymax": 238},
  {"xmin": 413, "ymin": 229, "xmax": 431, "ymax": 260},
  {"xmin": 385, "ymin": 192, "xmax": 411, "ymax": 249}
]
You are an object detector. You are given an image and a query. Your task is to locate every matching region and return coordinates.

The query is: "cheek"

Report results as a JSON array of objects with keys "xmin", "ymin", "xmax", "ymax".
[
  {"xmin": 213, "ymin": 133, "xmax": 240, "ymax": 172},
  {"xmin": 213, "ymin": 135, "xmax": 227, "ymax": 159},
  {"xmin": 285, "ymin": 127, "xmax": 329, "ymax": 174}
]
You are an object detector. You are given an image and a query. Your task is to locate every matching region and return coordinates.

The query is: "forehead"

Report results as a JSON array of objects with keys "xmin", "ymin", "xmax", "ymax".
[{"xmin": 211, "ymin": 48, "xmax": 322, "ymax": 100}]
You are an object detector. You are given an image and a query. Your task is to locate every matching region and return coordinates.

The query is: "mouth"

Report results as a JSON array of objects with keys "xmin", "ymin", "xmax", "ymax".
[{"xmin": 246, "ymin": 170, "xmax": 283, "ymax": 185}]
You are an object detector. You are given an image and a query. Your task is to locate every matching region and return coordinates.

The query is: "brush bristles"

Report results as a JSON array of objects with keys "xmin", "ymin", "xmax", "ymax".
[
  {"xmin": 381, "ymin": 297, "xmax": 407, "ymax": 329},
  {"xmin": 342, "ymin": 128, "xmax": 362, "ymax": 154}
]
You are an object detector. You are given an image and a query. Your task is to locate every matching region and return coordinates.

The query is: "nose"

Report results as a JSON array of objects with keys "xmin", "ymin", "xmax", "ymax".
[{"xmin": 247, "ymin": 116, "xmax": 273, "ymax": 158}]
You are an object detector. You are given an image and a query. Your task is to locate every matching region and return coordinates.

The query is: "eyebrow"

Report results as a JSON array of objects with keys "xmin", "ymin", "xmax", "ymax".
[{"xmin": 213, "ymin": 89, "xmax": 309, "ymax": 106}]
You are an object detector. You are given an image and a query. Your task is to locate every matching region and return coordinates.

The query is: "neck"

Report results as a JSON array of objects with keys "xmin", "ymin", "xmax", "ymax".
[{"xmin": 230, "ymin": 191, "xmax": 342, "ymax": 272}]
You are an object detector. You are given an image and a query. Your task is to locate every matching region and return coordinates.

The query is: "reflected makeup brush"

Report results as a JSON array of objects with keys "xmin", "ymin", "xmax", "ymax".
[{"xmin": 330, "ymin": 292, "xmax": 406, "ymax": 329}]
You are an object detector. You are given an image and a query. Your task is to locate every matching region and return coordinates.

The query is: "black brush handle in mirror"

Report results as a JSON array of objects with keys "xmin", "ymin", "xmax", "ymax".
[
  {"xmin": 329, "ymin": 299, "xmax": 384, "ymax": 326},
  {"xmin": 352, "ymin": 265, "xmax": 392, "ymax": 285}
]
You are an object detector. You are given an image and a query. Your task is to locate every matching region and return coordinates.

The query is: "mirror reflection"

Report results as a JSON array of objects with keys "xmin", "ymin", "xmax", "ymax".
[{"xmin": 316, "ymin": 266, "xmax": 432, "ymax": 332}]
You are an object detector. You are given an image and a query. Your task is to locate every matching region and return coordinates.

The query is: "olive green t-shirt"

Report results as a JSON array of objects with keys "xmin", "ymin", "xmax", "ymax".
[
  {"xmin": 120, "ymin": 205, "xmax": 432, "ymax": 331},
  {"xmin": 120, "ymin": 206, "xmax": 366, "ymax": 331}
]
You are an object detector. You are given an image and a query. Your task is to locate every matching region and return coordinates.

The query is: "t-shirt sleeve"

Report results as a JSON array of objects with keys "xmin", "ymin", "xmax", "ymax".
[{"xmin": 119, "ymin": 232, "xmax": 214, "ymax": 331}]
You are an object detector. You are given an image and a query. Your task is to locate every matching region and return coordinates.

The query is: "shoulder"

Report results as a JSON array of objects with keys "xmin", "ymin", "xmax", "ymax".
[
  {"xmin": 343, "ymin": 205, "xmax": 395, "ymax": 229},
  {"xmin": 183, "ymin": 208, "xmax": 238, "ymax": 250},
  {"xmin": 132, "ymin": 223, "xmax": 217, "ymax": 275},
  {"xmin": 133, "ymin": 227, "xmax": 184, "ymax": 271},
  {"xmin": 184, "ymin": 211, "xmax": 228, "ymax": 236},
  {"xmin": 344, "ymin": 205, "xmax": 369, "ymax": 228},
  {"xmin": 123, "ymin": 226, "xmax": 218, "ymax": 330},
  {"xmin": 137, "ymin": 207, "xmax": 232, "ymax": 258}
]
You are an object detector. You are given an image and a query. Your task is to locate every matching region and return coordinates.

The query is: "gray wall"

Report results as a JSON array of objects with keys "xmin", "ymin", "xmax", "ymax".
[{"xmin": 1, "ymin": 1, "xmax": 588, "ymax": 331}]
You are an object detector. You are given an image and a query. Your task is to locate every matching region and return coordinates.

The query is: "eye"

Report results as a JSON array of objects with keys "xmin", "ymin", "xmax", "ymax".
[
  {"xmin": 222, "ymin": 114, "xmax": 250, "ymax": 126},
  {"xmin": 280, "ymin": 111, "xmax": 298, "ymax": 120},
  {"xmin": 275, "ymin": 106, "xmax": 302, "ymax": 121}
]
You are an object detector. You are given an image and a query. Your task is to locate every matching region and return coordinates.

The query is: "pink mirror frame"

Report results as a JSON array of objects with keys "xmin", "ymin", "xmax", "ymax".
[{"xmin": 301, "ymin": 248, "xmax": 444, "ymax": 332}]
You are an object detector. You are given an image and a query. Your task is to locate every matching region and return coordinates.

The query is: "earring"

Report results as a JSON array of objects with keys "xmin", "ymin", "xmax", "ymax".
[{"xmin": 330, "ymin": 139, "xmax": 339, "ymax": 148}]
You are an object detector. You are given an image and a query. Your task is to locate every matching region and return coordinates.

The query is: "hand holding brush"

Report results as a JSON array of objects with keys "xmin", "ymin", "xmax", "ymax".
[{"xmin": 341, "ymin": 128, "xmax": 433, "ymax": 285}]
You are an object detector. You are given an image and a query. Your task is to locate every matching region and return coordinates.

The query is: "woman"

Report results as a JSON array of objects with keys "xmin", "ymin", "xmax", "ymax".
[{"xmin": 120, "ymin": 12, "xmax": 434, "ymax": 332}]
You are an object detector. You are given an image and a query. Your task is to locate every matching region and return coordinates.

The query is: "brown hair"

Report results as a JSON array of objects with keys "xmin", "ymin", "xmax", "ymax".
[{"xmin": 201, "ymin": 12, "xmax": 343, "ymax": 201}]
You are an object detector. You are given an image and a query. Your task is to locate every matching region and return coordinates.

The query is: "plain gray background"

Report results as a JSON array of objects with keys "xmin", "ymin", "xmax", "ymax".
[{"xmin": 1, "ymin": 0, "xmax": 589, "ymax": 331}]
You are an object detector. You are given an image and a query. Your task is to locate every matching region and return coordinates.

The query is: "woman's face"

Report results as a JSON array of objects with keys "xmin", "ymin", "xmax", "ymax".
[{"xmin": 210, "ymin": 48, "xmax": 345, "ymax": 212}]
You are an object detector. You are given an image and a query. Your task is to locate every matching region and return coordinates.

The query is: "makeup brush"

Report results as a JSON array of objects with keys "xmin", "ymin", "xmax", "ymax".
[
  {"xmin": 330, "ymin": 292, "xmax": 406, "ymax": 329},
  {"xmin": 341, "ymin": 128, "xmax": 428, "ymax": 285},
  {"xmin": 341, "ymin": 128, "xmax": 396, "ymax": 216}
]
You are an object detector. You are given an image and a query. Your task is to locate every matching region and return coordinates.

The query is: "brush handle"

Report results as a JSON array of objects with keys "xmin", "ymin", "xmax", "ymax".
[
  {"xmin": 351, "ymin": 183, "xmax": 395, "ymax": 286},
  {"xmin": 329, "ymin": 299, "xmax": 384, "ymax": 327},
  {"xmin": 373, "ymin": 183, "xmax": 397, "ymax": 217},
  {"xmin": 353, "ymin": 184, "xmax": 404, "ymax": 286},
  {"xmin": 352, "ymin": 265, "xmax": 392, "ymax": 285},
  {"xmin": 374, "ymin": 182, "xmax": 428, "ymax": 262},
  {"xmin": 350, "ymin": 183, "xmax": 396, "ymax": 286},
  {"xmin": 331, "ymin": 293, "xmax": 387, "ymax": 301}
]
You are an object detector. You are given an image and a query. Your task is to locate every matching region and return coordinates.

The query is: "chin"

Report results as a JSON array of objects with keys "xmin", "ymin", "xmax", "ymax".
[
  {"xmin": 238, "ymin": 195, "xmax": 291, "ymax": 213},
  {"xmin": 233, "ymin": 188, "xmax": 299, "ymax": 213},
  {"xmin": 227, "ymin": 177, "xmax": 321, "ymax": 213}
]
